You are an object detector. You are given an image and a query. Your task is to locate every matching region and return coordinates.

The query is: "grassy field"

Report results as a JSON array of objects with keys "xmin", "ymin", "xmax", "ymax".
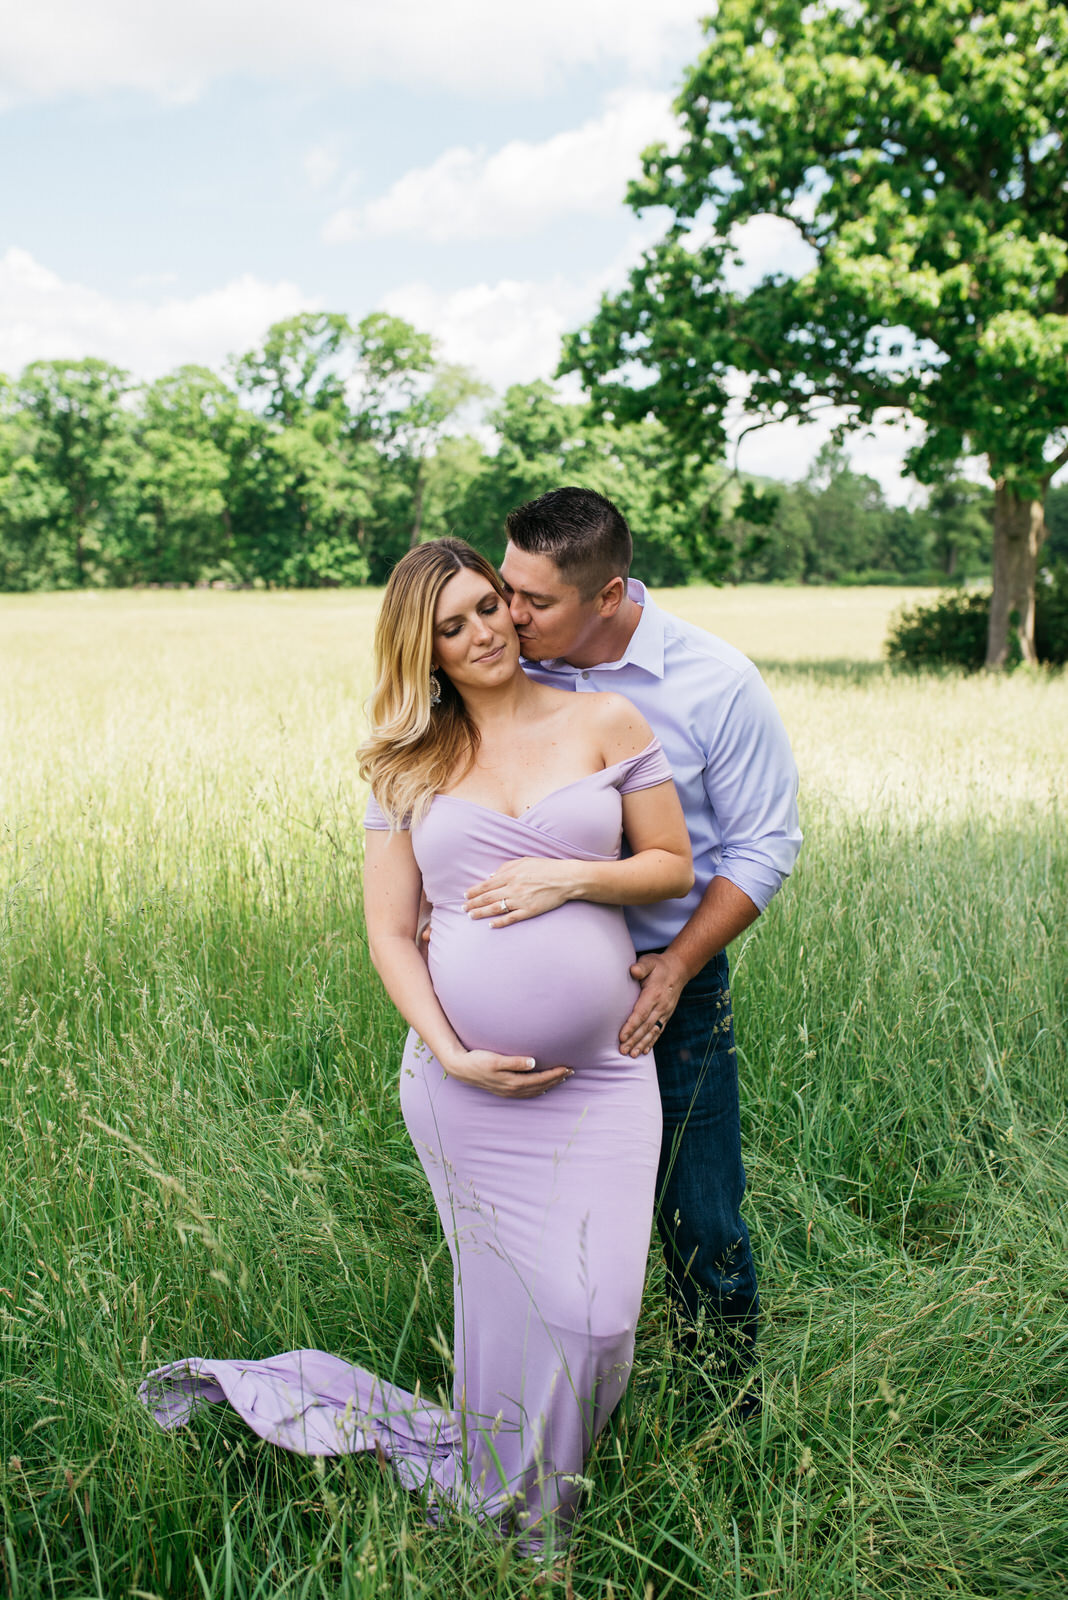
[{"xmin": 1, "ymin": 586, "xmax": 1066, "ymax": 1600}]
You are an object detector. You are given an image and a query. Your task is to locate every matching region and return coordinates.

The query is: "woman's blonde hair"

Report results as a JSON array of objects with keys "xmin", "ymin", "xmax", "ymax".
[{"xmin": 358, "ymin": 538, "xmax": 506, "ymax": 825}]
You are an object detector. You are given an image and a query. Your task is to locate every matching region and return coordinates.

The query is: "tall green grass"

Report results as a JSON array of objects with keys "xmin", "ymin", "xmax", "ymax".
[{"xmin": 2, "ymin": 591, "xmax": 1066, "ymax": 1598}]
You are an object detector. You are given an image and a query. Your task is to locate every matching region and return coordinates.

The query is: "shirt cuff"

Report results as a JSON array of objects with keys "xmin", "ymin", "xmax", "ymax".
[{"xmin": 716, "ymin": 840, "xmax": 802, "ymax": 914}]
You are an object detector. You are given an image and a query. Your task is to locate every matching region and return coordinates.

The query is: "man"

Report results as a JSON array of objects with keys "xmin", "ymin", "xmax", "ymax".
[{"xmin": 500, "ymin": 486, "xmax": 802, "ymax": 1403}]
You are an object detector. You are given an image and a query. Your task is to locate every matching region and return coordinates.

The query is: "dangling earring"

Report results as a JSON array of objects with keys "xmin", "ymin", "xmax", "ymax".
[{"xmin": 429, "ymin": 670, "xmax": 442, "ymax": 707}]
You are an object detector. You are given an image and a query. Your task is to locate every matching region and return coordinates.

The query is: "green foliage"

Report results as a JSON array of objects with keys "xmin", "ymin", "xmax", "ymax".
[
  {"xmin": 803, "ymin": 445, "xmax": 898, "ymax": 582},
  {"xmin": 0, "ymin": 315, "xmax": 495, "ymax": 592},
  {"xmin": 723, "ymin": 450, "xmax": 990, "ymax": 585},
  {"xmin": 0, "ymin": 324, "xmax": 1006, "ymax": 594},
  {"xmin": 1035, "ymin": 561, "xmax": 1068, "ymax": 663},
  {"xmin": 228, "ymin": 312, "xmax": 487, "ymax": 588},
  {"xmin": 2, "ymin": 358, "xmax": 135, "ymax": 589},
  {"xmin": 232, "ymin": 311, "xmax": 356, "ymax": 425},
  {"xmin": 886, "ymin": 567, "xmax": 1068, "ymax": 668},
  {"xmin": 562, "ymin": 1, "xmax": 1068, "ymax": 658},
  {"xmin": 459, "ymin": 380, "xmax": 733, "ymax": 585},
  {"xmin": 566, "ymin": 0, "xmax": 1068, "ymax": 481},
  {"xmin": 926, "ymin": 477, "xmax": 993, "ymax": 579},
  {"xmin": 126, "ymin": 367, "xmax": 246, "ymax": 585},
  {"xmin": 1045, "ymin": 483, "xmax": 1068, "ymax": 564}
]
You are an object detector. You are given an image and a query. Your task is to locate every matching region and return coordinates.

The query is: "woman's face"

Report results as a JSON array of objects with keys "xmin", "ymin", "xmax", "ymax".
[{"xmin": 431, "ymin": 568, "xmax": 519, "ymax": 693}]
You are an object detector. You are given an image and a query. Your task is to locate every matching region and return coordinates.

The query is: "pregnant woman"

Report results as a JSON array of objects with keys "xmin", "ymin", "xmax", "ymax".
[{"xmin": 140, "ymin": 539, "xmax": 692, "ymax": 1555}]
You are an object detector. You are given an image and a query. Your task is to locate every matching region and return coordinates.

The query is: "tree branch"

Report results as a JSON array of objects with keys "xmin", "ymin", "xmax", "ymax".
[
  {"xmin": 728, "ymin": 400, "xmax": 842, "ymax": 476},
  {"xmin": 1043, "ymin": 436, "xmax": 1068, "ymax": 480},
  {"xmin": 729, "ymin": 325, "xmax": 913, "ymax": 412}
]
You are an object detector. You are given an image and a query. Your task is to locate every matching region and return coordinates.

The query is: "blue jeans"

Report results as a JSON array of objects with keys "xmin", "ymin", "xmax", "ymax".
[{"xmin": 648, "ymin": 949, "xmax": 759, "ymax": 1376}]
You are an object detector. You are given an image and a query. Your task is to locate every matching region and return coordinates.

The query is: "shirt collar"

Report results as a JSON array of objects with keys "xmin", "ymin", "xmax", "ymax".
[
  {"xmin": 523, "ymin": 577, "xmax": 666, "ymax": 679},
  {"xmin": 614, "ymin": 579, "xmax": 666, "ymax": 678}
]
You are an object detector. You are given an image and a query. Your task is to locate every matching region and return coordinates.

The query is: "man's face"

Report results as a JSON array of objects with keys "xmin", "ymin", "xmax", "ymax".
[{"xmin": 498, "ymin": 544, "xmax": 601, "ymax": 663}]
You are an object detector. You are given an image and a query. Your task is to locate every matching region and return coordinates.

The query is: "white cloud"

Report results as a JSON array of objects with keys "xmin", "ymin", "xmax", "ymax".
[
  {"xmin": 725, "ymin": 214, "xmax": 818, "ymax": 291},
  {"xmin": 681, "ymin": 210, "xmax": 818, "ymax": 289},
  {"xmin": 1, "ymin": 1, "xmax": 704, "ymax": 103},
  {"xmin": 0, "ymin": 248, "xmax": 313, "ymax": 378},
  {"xmin": 304, "ymin": 144, "xmax": 341, "ymax": 192},
  {"xmin": 324, "ymin": 89, "xmax": 678, "ymax": 243},
  {"xmin": 729, "ymin": 407, "xmax": 923, "ymax": 505},
  {"xmin": 381, "ymin": 226, "xmax": 659, "ymax": 394},
  {"xmin": 383, "ymin": 277, "xmax": 588, "ymax": 397}
]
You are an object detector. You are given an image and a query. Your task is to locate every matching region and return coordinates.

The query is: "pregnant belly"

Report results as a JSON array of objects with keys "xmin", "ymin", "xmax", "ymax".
[{"xmin": 429, "ymin": 901, "xmax": 639, "ymax": 1068}]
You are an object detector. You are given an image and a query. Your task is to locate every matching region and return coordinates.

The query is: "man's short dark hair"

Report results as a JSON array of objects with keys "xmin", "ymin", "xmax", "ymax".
[{"xmin": 505, "ymin": 487, "xmax": 632, "ymax": 600}]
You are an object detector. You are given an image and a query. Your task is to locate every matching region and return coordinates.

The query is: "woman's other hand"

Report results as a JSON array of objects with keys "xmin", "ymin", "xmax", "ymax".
[
  {"xmin": 464, "ymin": 858, "xmax": 576, "ymax": 926},
  {"xmin": 446, "ymin": 1050, "xmax": 573, "ymax": 1098}
]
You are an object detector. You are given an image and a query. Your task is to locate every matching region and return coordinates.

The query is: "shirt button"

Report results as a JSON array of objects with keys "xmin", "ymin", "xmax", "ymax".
[{"xmin": 581, "ymin": 671, "xmax": 589, "ymax": 679}]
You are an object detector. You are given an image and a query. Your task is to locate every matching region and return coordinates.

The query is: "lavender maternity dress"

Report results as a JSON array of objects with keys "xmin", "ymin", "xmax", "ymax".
[{"xmin": 140, "ymin": 739, "xmax": 670, "ymax": 1549}]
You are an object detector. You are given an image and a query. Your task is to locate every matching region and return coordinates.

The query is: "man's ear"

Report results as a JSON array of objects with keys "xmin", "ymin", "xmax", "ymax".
[{"xmin": 595, "ymin": 576, "xmax": 626, "ymax": 618}]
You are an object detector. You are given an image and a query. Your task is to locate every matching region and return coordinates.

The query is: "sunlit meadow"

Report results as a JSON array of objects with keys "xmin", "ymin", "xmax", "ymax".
[{"xmin": 1, "ymin": 587, "xmax": 1066, "ymax": 1599}]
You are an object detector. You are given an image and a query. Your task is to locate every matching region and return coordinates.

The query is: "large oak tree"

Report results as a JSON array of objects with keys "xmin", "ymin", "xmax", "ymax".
[{"xmin": 562, "ymin": 0, "xmax": 1068, "ymax": 666}]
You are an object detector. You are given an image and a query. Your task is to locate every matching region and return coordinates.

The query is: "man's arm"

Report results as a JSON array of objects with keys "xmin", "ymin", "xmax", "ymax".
[
  {"xmin": 619, "ymin": 663, "xmax": 801, "ymax": 1057},
  {"xmin": 618, "ymin": 877, "xmax": 759, "ymax": 1056}
]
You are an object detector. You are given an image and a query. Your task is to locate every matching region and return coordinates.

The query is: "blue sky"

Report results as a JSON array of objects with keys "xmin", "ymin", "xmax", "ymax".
[{"xmin": 0, "ymin": 0, "xmax": 922, "ymax": 497}]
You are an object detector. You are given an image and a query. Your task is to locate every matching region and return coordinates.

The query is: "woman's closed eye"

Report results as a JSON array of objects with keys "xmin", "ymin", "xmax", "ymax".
[{"xmin": 440, "ymin": 600, "xmax": 500, "ymax": 639}]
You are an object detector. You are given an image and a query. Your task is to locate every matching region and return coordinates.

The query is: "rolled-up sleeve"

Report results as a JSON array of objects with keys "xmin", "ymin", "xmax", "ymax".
[{"xmin": 702, "ymin": 666, "xmax": 802, "ymax": 913}]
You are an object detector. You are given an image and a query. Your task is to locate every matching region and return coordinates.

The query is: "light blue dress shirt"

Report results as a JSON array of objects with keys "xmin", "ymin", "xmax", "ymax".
[{"xmin": 522, "ymin": 580, "xmax": 803, "ymax": 954}]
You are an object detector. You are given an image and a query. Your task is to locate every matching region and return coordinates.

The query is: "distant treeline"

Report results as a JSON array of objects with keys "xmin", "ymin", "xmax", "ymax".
[{"xmin": 3, "ymin": 311, "xmax": 1067, "ymax": 592}]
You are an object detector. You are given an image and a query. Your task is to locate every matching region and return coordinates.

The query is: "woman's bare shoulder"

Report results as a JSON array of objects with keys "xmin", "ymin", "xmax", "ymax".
[{"xmin": 573, "ymin": 690, "xmax": 654, "ymax": 760}]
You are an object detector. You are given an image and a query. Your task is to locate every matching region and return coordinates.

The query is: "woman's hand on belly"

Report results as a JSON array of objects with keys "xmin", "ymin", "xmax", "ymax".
[
  {"xmin": 446, "ymin": 1048, "xmax": 574, "ymax": 1099},
  {"xmin": 464, "ymin": 857, "xmax": 577, "ymax": 927}
]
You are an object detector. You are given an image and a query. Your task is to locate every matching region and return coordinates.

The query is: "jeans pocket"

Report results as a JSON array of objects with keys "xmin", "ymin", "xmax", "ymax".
[{"xmin": 677, "ymin": 950, "xmax": 730, "ymax": 1007}]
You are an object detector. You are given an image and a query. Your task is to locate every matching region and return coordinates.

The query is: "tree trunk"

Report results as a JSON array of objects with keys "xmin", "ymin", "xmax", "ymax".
[
  {"xmin": 409, "ymin": 464, "xmax": 426, "ymax": 550},
  {"xmin": 986, "ymin": 482, "xmax": 1046, "ymax": 668},
  {"xmin": 74, "ymin": 509, "xmax": 87, "ymax": 587}
]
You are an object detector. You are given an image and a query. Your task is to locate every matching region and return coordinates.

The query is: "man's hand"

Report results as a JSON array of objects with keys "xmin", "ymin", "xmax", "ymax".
[
  {"xmin": 464, "ymin": 858, "xmax": 576, "ymax": 926},
  {"xmin": 619, "ymin": 949, "xmax": 690, "ymax": 1057},
  {"xmin": 446, "ymin": 1050, "xmax": 574, "ymax": 1099},
  {"xmin": 620, "ymin": 878, "xmax": 758, "ymax": 1056}
]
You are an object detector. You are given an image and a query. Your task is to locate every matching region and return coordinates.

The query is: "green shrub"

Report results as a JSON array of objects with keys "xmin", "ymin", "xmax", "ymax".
[
  {"xmin": 885, "ymin": 588, "xmax": 992, "ymax": 670},
  {"xmin": 886, "ymin": 565, "xmax": 1068, "ymax": 669},
  {"xmin": 837, "ymin": 567, "xmax": 950, "ymax": 587},
  {"xmin": 1036, "ymin": 562, "xmax": 1068, "ymax": 664}
]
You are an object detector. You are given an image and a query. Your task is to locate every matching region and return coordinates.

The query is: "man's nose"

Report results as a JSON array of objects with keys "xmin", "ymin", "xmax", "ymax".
[{"xmin": 509, "ymin": 593, "xmax": 530, "ymax": 627}]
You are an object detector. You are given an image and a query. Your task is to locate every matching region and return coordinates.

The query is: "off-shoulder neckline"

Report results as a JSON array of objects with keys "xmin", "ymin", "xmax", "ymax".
[{"xmin": 433, "ymin": 736, "xmax": 660, "ymax": 823}]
